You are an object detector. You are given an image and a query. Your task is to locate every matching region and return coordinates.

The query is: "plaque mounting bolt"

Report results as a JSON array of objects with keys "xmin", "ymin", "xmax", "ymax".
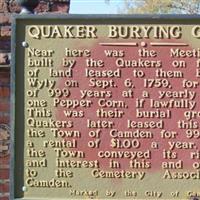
[
  {"xmin": 22, "ymin": 41, "xmax": 29, "ymax": 48},
  {"xmin": 22, "ymin": 186, "xmax": 27, "ymax": 192}
]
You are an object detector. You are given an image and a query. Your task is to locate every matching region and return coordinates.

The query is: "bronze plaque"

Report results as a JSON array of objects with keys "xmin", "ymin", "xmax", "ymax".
[{"xmin": 12, "ymin": 15, "xmax": 200, "ymax": 200}]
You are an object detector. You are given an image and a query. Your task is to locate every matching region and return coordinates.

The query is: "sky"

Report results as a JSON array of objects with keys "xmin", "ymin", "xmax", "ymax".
[{"xmin": 70, "ymin": 0, "xmax": 124, "ymax": 14}]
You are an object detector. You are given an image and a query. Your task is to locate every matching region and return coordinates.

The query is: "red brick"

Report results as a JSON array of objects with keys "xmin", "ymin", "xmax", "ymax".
[
  {"xmin": 0, "ymin": 87, "xmax": 10, "ymax": 94},
  {"xmin": 0, "ymin": 77, "xmax": 10, "ymax": 83},
  {"xmin": 0, "ymin": 14, "xmax": 11, "ymax": 25},
  {"xmin": 0, "ymin": 87, "xmax": 10, "ymax": 97},
  {"xmin": 1, "ymin": 197, "xmax": 9, "ymax": 200},
  {"xmin": 0, "ymin": 196, "xmax": 9, "ymax": 200},
  {"xmin": 0, "ymin": 103, "xmax": 9, "ymax": 112},
  {"xmin": 0, "ymin": 71, "xmax": 10, "ymax": 79},
  {"xmin": 0, "ymin": 197, "xmax": 9, "ymax": 200},
  {"xmin": 0, "ymin": 169, "xmax": 9, "ymax": 179},
  {"xmin": 0, "ymin": 74, "xmax": 10, "ymax": 80},
  {"xmin": 0, "ymin": 26, "xmax": 11, "ymax": 38},
  {"xmin": 0, "ymin": 0, "xmax": 70, "ymax": 197},
  {"xmin": 0, "ymin": 75, "xmax": 9, "ymax": 80},
  {"xmin": 0, "ymin": 116, "xmax": 9, "ymax": 124},
  {"xmin": 0, "ymin": 155, "xmax": 10, "ymax": 166},
  {"xmin": 0, "ymin": 183, "xmax": 9, "ymax": 193}
]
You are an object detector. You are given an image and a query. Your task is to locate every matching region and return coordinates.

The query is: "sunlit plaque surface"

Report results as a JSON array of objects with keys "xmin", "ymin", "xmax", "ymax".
[{"xmin": 12, "ymin": 15, "xmax": 200, "ymax": 200}]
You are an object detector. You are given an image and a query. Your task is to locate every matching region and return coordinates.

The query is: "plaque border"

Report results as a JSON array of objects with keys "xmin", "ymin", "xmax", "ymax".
[{"xmin": 11, "ymin": 14, "xmax": 200, "ymax": 200}]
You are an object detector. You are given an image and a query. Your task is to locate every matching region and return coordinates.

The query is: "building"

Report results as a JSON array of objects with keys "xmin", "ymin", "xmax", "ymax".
[{"xmin": 0, "ymin": 1, "xmax": 70, "ymax": 198}]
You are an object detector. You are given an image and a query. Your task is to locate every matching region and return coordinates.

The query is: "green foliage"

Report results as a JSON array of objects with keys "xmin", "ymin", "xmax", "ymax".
[{"xmin": 120, "ymin": 0, "xmax": 200, "ymax": 14}]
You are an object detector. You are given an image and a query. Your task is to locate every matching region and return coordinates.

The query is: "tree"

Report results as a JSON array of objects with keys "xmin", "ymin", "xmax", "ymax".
[{"xmin": 120, "ymin": 0, "xmax": 200, "ymax": 14}]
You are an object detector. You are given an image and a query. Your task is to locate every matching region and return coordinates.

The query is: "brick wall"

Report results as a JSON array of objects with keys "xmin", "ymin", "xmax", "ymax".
[{"xmin": 0, "ymin": 1, "xmax": 70, "ymax": 198}]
